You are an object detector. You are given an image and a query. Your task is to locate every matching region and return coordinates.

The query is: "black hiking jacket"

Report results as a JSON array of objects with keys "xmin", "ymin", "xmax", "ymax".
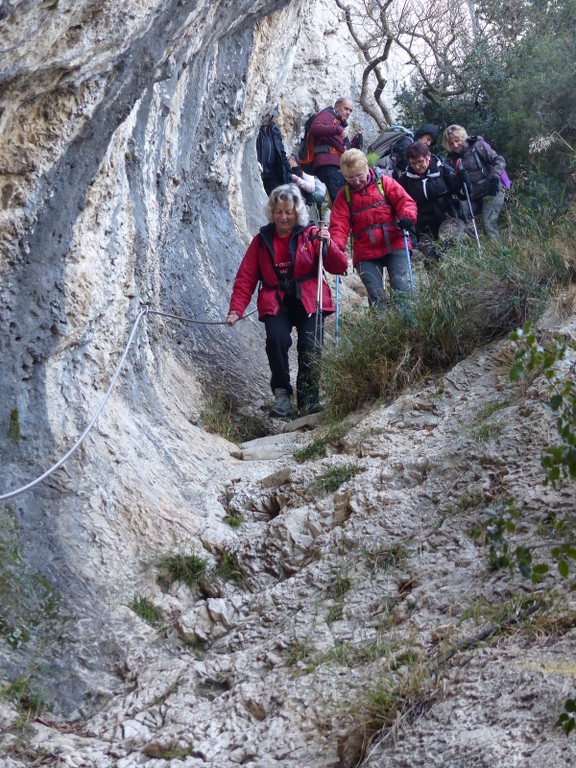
[{"xmin": 256, "ymin": 120, "xmax": 292, "ymax": 183}]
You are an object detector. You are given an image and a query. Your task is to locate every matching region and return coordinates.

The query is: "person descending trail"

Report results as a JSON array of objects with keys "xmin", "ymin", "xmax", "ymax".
[
  {"xmin": 308, "ymin": 97, "xmax": 363, "ymax": 204},
  {"xmin": 329, "ymin": 149, "xmax": 417, "ymax": 311},
  {"xmin": 413, "ymin": 123, "xmax": 440, "ymax": 149},
  {"xmin": 227, "ymin": 184, "xmax": 347, "ymax": 419},
  {"xmin": 366, "ymin": 124, "xmax": 414, "ymax": 178},
  {"xmin": 397, "ymin": 140, "xmax": 466, "ymax": 267},
  {"xmin": 287, "ymin": 154, "xmax": 316, "ymax": 208},
  {"xmin": 443, "ymin": 124, "xmax": 508, "ymax": 240},
  {"xmin": 288, "ymin": 154, "xmax": 327, "ymax": 221}
]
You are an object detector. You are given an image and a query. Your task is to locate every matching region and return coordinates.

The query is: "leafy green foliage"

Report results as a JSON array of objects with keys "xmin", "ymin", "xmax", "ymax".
[
  {"xmin": 393, "ymin": 0, "xmax": 576, "ymax": 194},
  {"xmin": 551, "ymin": 543, "xmax": 576, "ymax": 580},
  {"xmin": 471, "ymin": 497, "xmax": 550, "ymax": 581},
  {"xmin": 557, "ymin": 698, "xmax": 576, "ymax": 735},
  {"xmin": 471, "ymin": 322, "xmax": 576, "ymax": 587},
  {"xmin": 493, "ymin": 4, "xmax": 576, "ymax": 173},
  {"xmin": 510, "ymin": 323, "xmax": 576, "ymax": 485},
  {"xmin": 462, "ymin": 321, "xmax": 576, "ymax": 734}
]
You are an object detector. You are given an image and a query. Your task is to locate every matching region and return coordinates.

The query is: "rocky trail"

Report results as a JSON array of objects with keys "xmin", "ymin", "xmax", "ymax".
[{"xmin": 3, "ymin": 318, "xmax": 576, "ymax": 767}]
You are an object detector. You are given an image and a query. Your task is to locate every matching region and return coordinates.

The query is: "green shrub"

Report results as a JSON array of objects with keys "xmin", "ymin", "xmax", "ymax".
[
  {"xmin": 129, "ymin": 596, "xmax": 164, "ymax": 627},
  {"xmin": 321, "ymin": 214, "xmax": 572, "ymax": 419},
  {"xmin": 155, "ymin": 553, "xmax": 207, "ymax": 590},
  {"xmin": 224, "ymin": 514, "xmax": 244, "ymax": 529},
  {"xmin": 463, "ymin": 321, "xmax": 576, "ymax": 733},
  {"xmin": 557, "ymin": 699, "xmax": 576, "ymax": 736},
  {"xmin": 510, "ymin": 323, "xmax": 576, "ymax": 485},
  {"xmin": 155, "ymin": 548, "xmax": 247, "ymax": 593},
  {"xmin": 308, "ymin": 464, "xmax": 363, "ymax": 496}
]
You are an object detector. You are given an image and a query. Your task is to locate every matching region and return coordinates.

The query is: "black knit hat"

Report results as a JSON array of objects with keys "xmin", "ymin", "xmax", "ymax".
[{"xmin": 414, "ymin": 123, "xmax": 439, "ymax": 146}]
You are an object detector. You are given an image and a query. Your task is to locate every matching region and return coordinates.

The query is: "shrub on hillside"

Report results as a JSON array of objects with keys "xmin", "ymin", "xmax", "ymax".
[{"xmin": 321, "ymin": 207, "xmax": 574, "ymax": 419}]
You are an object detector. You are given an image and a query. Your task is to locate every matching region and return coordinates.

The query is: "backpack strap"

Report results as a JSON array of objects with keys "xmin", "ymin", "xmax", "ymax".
[
  {"xmin": 258, "ymin": 229, "xmax": 318, "ymax": 305},
  {"xmin": 345, "ymin": 178, "xmax": 393, "ymax": 249},
  {"xmin": 470, "ymin": 140, "xmax": 492, "ymax": 175}
]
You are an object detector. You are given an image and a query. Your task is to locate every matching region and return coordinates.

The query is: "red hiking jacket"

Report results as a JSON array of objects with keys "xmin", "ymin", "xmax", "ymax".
[
  {"xmin": 229, "ymin": 223, "xmax": 348, "ymax": 320},
  {"xmin": 308, "ymin": 107, "xmax": 361, "ymax": 170},
  {"xmin": 329, "ymin": 172, "xmax": 417, "ymax": 266}
]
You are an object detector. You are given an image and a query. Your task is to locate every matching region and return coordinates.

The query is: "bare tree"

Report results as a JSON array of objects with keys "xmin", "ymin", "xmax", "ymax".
[
  {"xmin": 335, "ymin": 0, "xmax": 395, "ymax": 128},
  {"xmin": 333, "ymin": 0, "xmax": 539, "ymax": 122}
]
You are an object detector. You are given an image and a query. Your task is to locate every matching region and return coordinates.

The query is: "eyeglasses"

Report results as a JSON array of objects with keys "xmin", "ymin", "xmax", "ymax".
[{"xmin": 344, "ymin": 172, "xmax": 367, "ymax": 183}]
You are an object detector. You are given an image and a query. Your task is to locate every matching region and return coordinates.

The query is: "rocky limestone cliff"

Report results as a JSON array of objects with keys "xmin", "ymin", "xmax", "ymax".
[
  {"xmin": 0, "ymin": 0, "xmax": 373, "ymax": 723},
  {"xmin": 1, "ymin": 2, "xmax": 576, "ymax": 767}
]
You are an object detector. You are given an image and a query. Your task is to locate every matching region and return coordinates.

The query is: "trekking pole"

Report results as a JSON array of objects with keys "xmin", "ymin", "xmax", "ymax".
[
  {"xmin": 334, "ymin": 274, "xmax": 340, "ymax": 348},
  {"xmin": 314, "ymin": 222, "xmax": 325, "ymax": 346},
  {"xmin": 462, "ymin": 181, "xmax": 482, "ymax": 252},
  {"xmin": 457, "ymin": 160, "xmax": 481, "ymax": 252},
  {"xmin": 400, "ymin": 226, "xmax": 415, "ymax": 293}
]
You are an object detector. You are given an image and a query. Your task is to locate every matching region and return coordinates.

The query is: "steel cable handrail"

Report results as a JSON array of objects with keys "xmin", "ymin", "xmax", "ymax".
[{"xmin": 0, "ymin": 304, "xmax": 256, "ymax": 501}]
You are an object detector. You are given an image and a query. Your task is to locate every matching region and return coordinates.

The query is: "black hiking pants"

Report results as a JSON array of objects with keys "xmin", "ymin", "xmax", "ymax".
[
  {"xmin": 261, "ymin": 171, "xmax": 286, "ymax": 196},
  {"xmin": 263, "ymin": 299, "xmax": 322, "ymax": 410}
]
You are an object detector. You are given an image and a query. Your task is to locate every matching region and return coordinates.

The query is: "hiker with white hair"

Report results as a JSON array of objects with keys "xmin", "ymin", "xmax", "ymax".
[{"xmin": 227, "ymin": 184, "xmax": 347, "ymax": 419}]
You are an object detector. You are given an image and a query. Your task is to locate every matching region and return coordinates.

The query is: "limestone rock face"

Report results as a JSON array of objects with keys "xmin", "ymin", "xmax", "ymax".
[
  {"xmin": 2, "ymin": 2, "xmax": 576, "ymax": 768},
  {"xmin": 0, "ymin": 0, "xmax": 371, "ymax": 723}
]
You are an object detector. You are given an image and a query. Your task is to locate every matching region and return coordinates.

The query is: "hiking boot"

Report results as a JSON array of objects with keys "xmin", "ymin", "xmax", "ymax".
[
  {"xmin": 270, "ymin": 389, "xmax": 292, "ymax": 419},
  {"xmin": 299, "ymin": 400, "xmax": 324, "ymax": 417}
]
